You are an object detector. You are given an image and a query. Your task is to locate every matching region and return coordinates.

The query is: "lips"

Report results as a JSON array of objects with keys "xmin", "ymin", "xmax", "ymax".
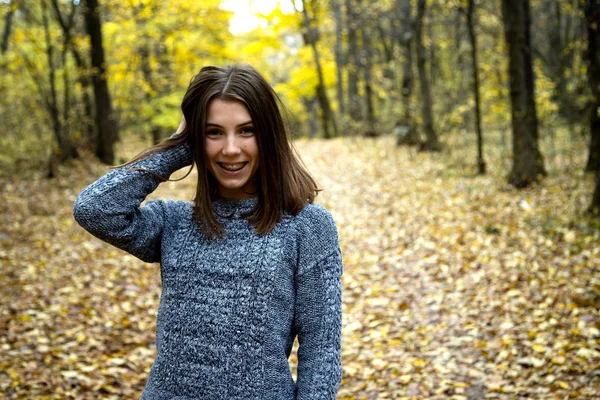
[{"xmin": 218, "ymin": 162, "xmax": 247, "ymax": 172}]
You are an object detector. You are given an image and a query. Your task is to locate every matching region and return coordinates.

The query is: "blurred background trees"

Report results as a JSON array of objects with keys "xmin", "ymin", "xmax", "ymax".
[{"xmin": 0, "ymin": 0, "xmax": 598, "ymax": 212}]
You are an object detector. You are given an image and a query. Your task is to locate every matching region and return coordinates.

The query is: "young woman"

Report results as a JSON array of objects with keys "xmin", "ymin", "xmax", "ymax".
[{"xmin": 73, "ymin": 64, "xmax": 343, "ymax": 399}]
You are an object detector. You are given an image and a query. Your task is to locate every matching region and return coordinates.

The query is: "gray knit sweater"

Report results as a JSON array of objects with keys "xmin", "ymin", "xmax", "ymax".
[{"xmin": 72, "ymin": 143, "xmax": 343, "ymax": 399}]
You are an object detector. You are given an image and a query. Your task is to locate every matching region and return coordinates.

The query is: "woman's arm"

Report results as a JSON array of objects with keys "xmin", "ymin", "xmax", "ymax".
[
  {"xmin": 294, "ymin": 205, "xmax": 343, "ymax": 399},
  {"xmin": 72, "ymin": 140, "xmax": 192, "ymax": 263}
]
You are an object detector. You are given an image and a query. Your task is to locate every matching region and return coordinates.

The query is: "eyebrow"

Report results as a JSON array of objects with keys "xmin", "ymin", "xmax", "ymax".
[{"xmin": 205, "ymin": 121, "xmax": 253, "ymax": 128}]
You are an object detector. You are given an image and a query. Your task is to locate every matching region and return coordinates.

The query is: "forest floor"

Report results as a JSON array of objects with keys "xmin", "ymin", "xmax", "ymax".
[{"xmin": 1, "ymin": 135, "xmax": 599, "ymax": 399}]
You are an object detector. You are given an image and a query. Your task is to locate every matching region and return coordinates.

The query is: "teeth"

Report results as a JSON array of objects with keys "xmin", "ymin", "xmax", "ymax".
[{"xmin": 221, "ymin": 163, "xmax": 244, "ymax": 171}]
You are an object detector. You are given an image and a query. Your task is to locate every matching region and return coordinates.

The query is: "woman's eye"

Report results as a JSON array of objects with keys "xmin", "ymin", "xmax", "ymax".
[
  {"xmin": 206, "ymin": 129, "xmax": 221, "ymax": 136},
  {"xmin": 240, "ymin": 127, "xmax": 254, "ymax": 136}
]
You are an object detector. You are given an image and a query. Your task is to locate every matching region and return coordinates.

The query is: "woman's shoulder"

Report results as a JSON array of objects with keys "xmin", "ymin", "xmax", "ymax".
[
  {"xmin": 292, "ymin": 202, "xmax": 339, "ymax": 244},
  {"xmin": 295, "ymin": 202, "xmax": 336, "ymax": 227},
  {"xmin": 287, "ymin": 202, "xmax": 341, "ymax": 274}
]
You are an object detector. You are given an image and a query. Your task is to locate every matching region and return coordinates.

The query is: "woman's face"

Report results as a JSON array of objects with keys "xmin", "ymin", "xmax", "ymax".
[{"xmin": 204, "ymin": 98, "xmax": 259, "ymax": 199}]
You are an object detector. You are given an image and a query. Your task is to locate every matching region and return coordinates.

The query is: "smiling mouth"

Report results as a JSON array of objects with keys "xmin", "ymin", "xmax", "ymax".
[{"xmin": 218, "ymin": 162, "xmax": 247, "ymax": 172}]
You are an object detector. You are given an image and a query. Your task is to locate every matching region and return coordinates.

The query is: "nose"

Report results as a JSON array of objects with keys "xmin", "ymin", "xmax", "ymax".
[{"xmin": 222, "ymin": 135, "xmax": 242, "ymax": 156}]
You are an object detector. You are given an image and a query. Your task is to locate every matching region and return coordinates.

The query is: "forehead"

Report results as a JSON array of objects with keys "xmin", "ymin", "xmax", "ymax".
[{"xmin": 206, "ymin": 98, "xmax": 251, "ymax": 124}]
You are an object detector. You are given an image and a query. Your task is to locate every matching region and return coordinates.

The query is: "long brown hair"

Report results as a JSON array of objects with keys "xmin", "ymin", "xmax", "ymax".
[{"xmin": 122, "ymin": 64, "xmax": 319, "ymax": 237}]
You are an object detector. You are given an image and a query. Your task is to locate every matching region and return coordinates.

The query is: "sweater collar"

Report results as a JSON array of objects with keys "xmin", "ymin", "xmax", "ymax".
[{"xmin": 212, "ymin": 196, "xmax": 258, "ymax": 218}]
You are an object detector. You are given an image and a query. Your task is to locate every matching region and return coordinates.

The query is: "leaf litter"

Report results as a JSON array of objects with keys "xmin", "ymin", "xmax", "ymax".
[{"xmin": 0, "ymin": 135, "xmax": 599, "ymax": 399}]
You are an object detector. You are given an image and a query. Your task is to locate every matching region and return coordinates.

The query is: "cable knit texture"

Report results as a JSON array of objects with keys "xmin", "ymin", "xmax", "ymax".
[{"xmin": 72, "ymin": 143, "xmax": 343, "ymax": 400}]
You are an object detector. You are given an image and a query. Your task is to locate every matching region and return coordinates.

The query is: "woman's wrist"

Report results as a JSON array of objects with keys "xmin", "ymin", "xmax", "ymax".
[{"xmin": 167, "ymin": 139, "xmax": 193, "ymax": 170}]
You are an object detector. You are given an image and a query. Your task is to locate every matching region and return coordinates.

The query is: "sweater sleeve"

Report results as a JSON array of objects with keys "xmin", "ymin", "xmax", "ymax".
[
  {"xmin": 72, "ymin": 142, "xmax": 192, "ymax": 263},
  {"xmin": 294, "ymin": 205, "xmax": 343, "ymax": 399}
]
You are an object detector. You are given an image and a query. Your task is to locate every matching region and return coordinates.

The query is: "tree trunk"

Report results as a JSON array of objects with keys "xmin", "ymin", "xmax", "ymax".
[
  {"xmin": 139, "ymin": 40, "xmax": 162, "ymax": 144},
  {"xmin": 345, "ymin": 0, "xmax": 361, "ymax": 122},
  {"xmin": 396, "ymin": 0, "xmax": 418, "ymax": 146},
  {"xmin": 1, "ymin": 1, "xmax": 14, "ymax": 54},
  {"xmin": 83, "ymin": 0, "xmax": 118, "ymax": 164},
  {"xmin": 536, "ymin": 0, "xmax": 586, "ymax": 134},
  {"xmin": 42, "ymin": 0, "xmax": 61, "ymax": 152},
  {"xmin": 303, "ymin": 97, "xmax": 318, "ymax": 138},
  {"xmin": 51, "ymin": 0, "xmax": 95, "ymax": 143},
  {"xmin": 377, "ymin": 23, "xmax": 395, "ymax": 84},
  {"xmin": 136, "ymin": 3, "xmax": 165, "ymax": 145},
  {"xmin": 587, "ymin": 107, "xmax": 600, "ymax": 173},
  {"xmin": 315, "ymin": 81, "xmax": 335, "ymax": 139},
  {"xmin": 415, "ymin": 0, "xmax": 440, "ymax": 151},
  {"xmin": 331, "ymin": 0, "xmax": 345, "ymax": 118},
  {"xmin": 59, "ymin": 1, "xmax": 76, "ymax": 137},
  {"xmin": 377, "ymin": 19, "xmax": 398, "ymax": 124},
  {"xmin": 62, "ymin": 31, "xmax": 70, "ymax": 137},
  {"xmin": 585, "ymin": 0, "xmax": 600, "ymax": 215},
  {"xmin": 454, "ymin": 7, "xmax": 468, "ymax": 110},
  {"xmin": 360, "ymin": 0, "xmax": 376, "ymax": 136},
  {"xmin": 590, "ymin": 171, "xmax": 600, "ymax": 215},
  {"xmin": 42, "ymin": 0, "xmax": 77, "ymax": 177},
  {"xmin": 427, "ymin": 3, "xmax": 436, "ymax": 86},
  {"xmin": 466, "ymin": 0, "xmax": 486, "ymax": 174},
  {"xmin": 70, "ymin": 46, "xmax": 95, "ymax": 142},
  {"xmin": 300, "ymin": 0, "xmax": 338, "ymax": 138},
  {"xmin": 585, "ymin": 0, "xmax": 600, "ymax": 173},
  {"xmin": 524, "ymin": 0, "xmax": 546, "ymax": 176},
  {"xmin": 502, "ymin": 0, "xmax": 545, "ymax": 188}
]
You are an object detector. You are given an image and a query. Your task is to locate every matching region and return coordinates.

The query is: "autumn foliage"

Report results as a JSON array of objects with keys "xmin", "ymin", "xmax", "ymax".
[{"xmin": 1, "ymin": 0, "xmax": 600, "ymax": 397}]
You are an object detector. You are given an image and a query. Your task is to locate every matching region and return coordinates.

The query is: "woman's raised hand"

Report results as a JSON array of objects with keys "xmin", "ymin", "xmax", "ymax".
[{"xmin": 176, "ymin": 116, "xmax": 187, "ymax": 134}]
